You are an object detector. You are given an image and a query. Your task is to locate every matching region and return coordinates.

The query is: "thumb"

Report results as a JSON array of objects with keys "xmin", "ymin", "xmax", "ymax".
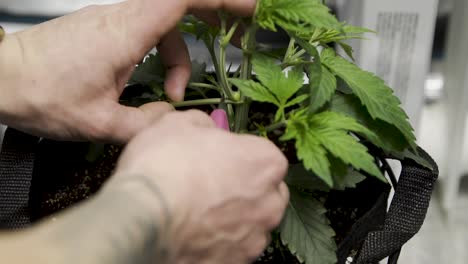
[{"xmin": 104, "ymin": 102, "xmax": 174, "ymax": 144}]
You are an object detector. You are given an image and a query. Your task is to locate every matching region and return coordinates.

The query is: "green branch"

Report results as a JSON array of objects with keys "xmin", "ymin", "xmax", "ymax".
[
  {"xmin": 188, "ymin": 82, "xmax": 220, "ymax": 91},
  {"xmin": 234, "ymin": 23, "xmax": 257, "ymax": 132},
  {"xmin": 217, "ymin": 14, "xmax": 239, "ymax": 100},
  {"xmin": 250, "ymin": 122, "xmax": 287, "ymax": 135},
  {"xmin": 172, "ymin": 98, "xmax": 242, "ymax": 108}
]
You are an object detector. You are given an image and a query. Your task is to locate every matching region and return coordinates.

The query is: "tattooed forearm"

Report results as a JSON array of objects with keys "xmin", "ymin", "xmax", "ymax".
[{"xmin": 2, "ymin": 174, "xmax": 173, "ymax": 264}]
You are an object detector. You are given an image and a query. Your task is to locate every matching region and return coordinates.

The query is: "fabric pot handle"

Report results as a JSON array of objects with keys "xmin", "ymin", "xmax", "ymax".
[
  {"xmin": 0, "ymin": 128, "xmax": 39, "ymax": 229},
  {"xmin": 356, "ymin": 148, "xmax": 439, "ymax": 264}
]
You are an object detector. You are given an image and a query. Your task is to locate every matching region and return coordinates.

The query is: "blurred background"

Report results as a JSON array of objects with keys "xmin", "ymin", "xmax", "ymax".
[{"xmin": 0, "ymin": 0, "xmax": 466, "ymax": 263}]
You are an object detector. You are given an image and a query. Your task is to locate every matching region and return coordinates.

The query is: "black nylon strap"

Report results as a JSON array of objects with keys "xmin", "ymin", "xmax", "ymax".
[
  {"xmin": 0, "ymin": 128, "xmax": 38, "ymax": 229},
  {"xmin": 357, "ymin": 149, "xmax": 439, "ymax": 263},
  {"xmin": 337, "ymin": 191, "xmax": 389, "ymax": 263}
]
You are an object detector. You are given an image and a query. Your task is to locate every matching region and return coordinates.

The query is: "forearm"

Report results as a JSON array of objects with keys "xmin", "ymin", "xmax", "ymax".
[
  {"xmin": 0, "ymin": 175, "xmax": 171, "ymax": 264},
  {"xmin": 0, "ymin": 32, "xmax": 28, "ymax": 124}
]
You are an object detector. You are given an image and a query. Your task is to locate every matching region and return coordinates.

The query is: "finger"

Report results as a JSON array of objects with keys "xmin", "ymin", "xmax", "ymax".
[
  {"xmin": 157, "ymin": 28, "xmax": 192, "ymax": 102},
  {"xmin": 187, "ymin": 0, "xmax": 257, "ymax": 17},
  {"xmin": 0, "ymin": 26, "xmax": 5, "ymax": 42},
  {"xmin": 243, "ymin": 231, "xmax": 270, "ymax": 261},
  {"xmin": 120, "ymin": 0, "xmax": 255, "ymax": 62},
  {"xmin": 277, "ymin": 181, "xmax": 290, "ymax": 212},
  {"xmin": 97, "ymin": 101, "xmax": 174, "ymax": 144},
  {"xmin": 191, "ymin": 10, "xmax": 245, "ymax": 48},
  {"xmin": 261, "ymin": 188, "xmax": 289, "ymax": 230},
  {"xmin": 171, "ymin": 110, "xmax": 217, "ymax": 128}
]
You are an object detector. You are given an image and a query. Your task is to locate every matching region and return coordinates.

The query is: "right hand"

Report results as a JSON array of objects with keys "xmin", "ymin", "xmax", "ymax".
[
  {"xmin": 0, "ymin": 0, "xmax": 254, "ymax": 144},
  {"xmin": 114, "ymin": 110, "xmax": 290, "ymax": 264}
]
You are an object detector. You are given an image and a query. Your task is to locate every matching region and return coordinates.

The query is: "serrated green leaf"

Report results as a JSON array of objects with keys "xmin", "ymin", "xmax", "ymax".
[
  {"xmin": 285, "ymin": 164, "xmax": 330, "ymax": 191},
  {"xmin": 229, "ymin": 79, "xmax": 279, "ymax": 105},
  {"xmin": 314, "ymin": 129, "xmax": 384, "ymax": 181},
  {"xmin": 280, "ymin": 188, "xmax": 337, "ymax": 264},
  {"xmin": 287, "ymin": 156, "xmax": 365, "ymax": 191},
  {"xmin": 309, "ymin": 66, "xmax": 337, "ymax": 112},
  {"xmin": 256, "ymin": 0, "xmax": 341, "ymax": 33},
  {"xmin": 285, "ymin": 94, "xmax": 309, "ymax": 108},
  {"xmin": 128, "ymin": 54, "xmax": 165, "ymax": 86},
  {"xmin": 388, "ymin": 149, "xmax": 434, "ymax": 170},
  {"xmin": 321, "ymin": 49, "xmax": 416, "ymax": 148},
  {"xmin": 334, "ymin": 169, "xmax": 367, "ymax": 190},
  {"xmin": 283, "ymin": 114, "xmax": 332, "ymax": 185},
  {"xmin": 290, "ymin": 35, "xmax": 333, "ymax": 113},
  {"xmin": 343, "ymin": 24, "xmax": 376, "ymax": 35},
  {"xmin": 328, "ymin": 156, "xmax": 366, "ymax": 190},
  {"xmin": 308, "ymin": 112, "xmax": 384, "ymax": 181},
  {"xmin": 297, "ymin": 132, "xmax": 332, "ymax": 185},
  {"xmin": 291, "ymin": 34, "xmax": 319, "ymax": 56},
  {"xmin": 337, "ymin": 41, "xmax": 355, "ymax": 61},
  {"xmin": 252, "ymin": 54, "xmax": 304, "ymax": 105},
  {"xmin": 330, "ymin": 93, "xmax": 409, "ymax": 152},
  {"xmin": 284, "ymin": 111, "xmax": 385, "ymax": 185},
  {"xmin": 276, "ymin": 1, "xmax": 339, "ymax": 29}
]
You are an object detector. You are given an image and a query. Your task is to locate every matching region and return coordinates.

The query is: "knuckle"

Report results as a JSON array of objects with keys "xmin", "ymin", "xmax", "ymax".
[
  {"xmin": 156, "ymin": 101, "xmax": 176, "ymax": 112},
  {"xmin": 266, "ymin": 205, "xmax": 285, "ymax": 228},
  {"xmin": 185, "ymin": 109, "xmax": 216, "ymax": 126},
  {"xmin": 185, "ymin": 109, "xmax": 209, "ymax": 118},
  {"xmin": 86, "ymin": 111, "xmax": 115, "ymax": 141},
  {"xmin": 247, "ymin": 236, "xmax": 268, "ymax": 259},
  {"xmin": 160, "ymin": 111, "xmax": 184, "ymax": 124},
  {"xmin": 273, "ymin": 151, "xmax": 289, "ymax": 173},
  {"xmin": 259, "ymin": 138, "xmax": 288, "ymax": 169},
  {"xmin": 267, "ymin": 150, "xmax": 288, "ymax": 181}
]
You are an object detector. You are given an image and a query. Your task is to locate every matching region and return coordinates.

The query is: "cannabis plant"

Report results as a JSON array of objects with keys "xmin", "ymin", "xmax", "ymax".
[{"xmin": 126, "ymin": 0, "xmax": 432, "ymax": 263}]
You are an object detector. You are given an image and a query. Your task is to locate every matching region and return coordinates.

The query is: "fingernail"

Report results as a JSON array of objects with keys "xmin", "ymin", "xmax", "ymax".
[{"xmin": 210, "ymin": 109, "xmax": 230, "ymax": 131}]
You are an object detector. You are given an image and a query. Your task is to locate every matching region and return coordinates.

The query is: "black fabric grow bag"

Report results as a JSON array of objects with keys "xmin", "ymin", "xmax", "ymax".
[{"xmin": 0, "ymin": 128, "xmax": 439, "ymax": 264}]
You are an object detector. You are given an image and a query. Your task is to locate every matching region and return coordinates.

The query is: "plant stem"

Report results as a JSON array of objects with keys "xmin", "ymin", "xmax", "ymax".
[
  {"xmin": 217, "ymin": 15, "xmax": 237, "ymax": 100},
  {"xmin": 189, "ymin": 87, "xmax": 217, "ymax": 110},
  {"xmin": 172, "ymin": 98, "xmax": 241, "ymax": 108},
  {"xmin": 188, "ymin": 82, "xmax": 220, "ymax": 91},
  {"xmin": 250, "ymin": 122, "xmax": 287, "ymax": 135},
  {"xmin": 283, "ymin": 38, "xmax": 296, "ymax": 63},
  {"xmin": 234, "ymin": 23, "xmax": 257, "ymax": 132},
  {"xmin": 207, "ymin": 45, "xmax": 224, "ymax": 89},
  {"xmin": 219, "ymin": 45, "xmax": 234, "ymax": 99}
]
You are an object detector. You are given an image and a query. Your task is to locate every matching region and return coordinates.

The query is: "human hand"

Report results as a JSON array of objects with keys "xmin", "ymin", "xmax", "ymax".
[
  {"xmin": 110, "ymin": 110, "xmax": 289, "ymax": 263},
  {"xmin": 0, "ymin": 0, "xmax": 255, "ymax": 143}
]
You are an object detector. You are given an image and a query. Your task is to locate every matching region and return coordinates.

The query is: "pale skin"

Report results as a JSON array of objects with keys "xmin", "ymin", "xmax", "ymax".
[{"xmin": 0, "ymin": 0, "xmax": 290, "ymax": 263}]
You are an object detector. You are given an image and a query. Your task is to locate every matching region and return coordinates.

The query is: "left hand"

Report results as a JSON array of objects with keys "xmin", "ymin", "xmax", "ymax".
[{"xmin": 0, "ymin": 0, "xmax": 255, "ymax": 143}]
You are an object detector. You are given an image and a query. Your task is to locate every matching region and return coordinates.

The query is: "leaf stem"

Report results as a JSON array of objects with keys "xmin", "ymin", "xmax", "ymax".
[
  {"xmin": 218, "ymin": 14, "xmax": 236, "ymax": 100},
  {"xmin": 283, "ymin": 38, "xmax": 296, "ymax": 63},
  {"xmin": 250, "ymin": 121, "xmax": 287, "ymax": 135},
  {"xmin": 172, "ymin": 98, "xmax": 242, "ymax": 108},
  {"xmin": 234, "ymin": 23, "xmax": 257, "ymax": 132},
  {"xmin": 188, "ymin": 82, "xmax": 220, "ymax": 91}
]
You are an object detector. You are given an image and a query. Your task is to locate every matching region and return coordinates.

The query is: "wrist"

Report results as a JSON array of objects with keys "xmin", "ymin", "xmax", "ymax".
[
  {"xmin": 98, "ymin": 175, "xmax": 172, "ymax": 263},
  {"xmin": 34, "ymin": 174, "xmax": 172, "ymax": 264},
  {"xmin": 0, "ymin": 32, "xmax": 28, "ymax": 124}
]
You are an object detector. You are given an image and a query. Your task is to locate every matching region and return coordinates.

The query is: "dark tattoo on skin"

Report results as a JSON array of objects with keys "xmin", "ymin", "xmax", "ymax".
[{"xmin": 45, "ymin": 174, "xmax": 172, "ymax": 264}]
